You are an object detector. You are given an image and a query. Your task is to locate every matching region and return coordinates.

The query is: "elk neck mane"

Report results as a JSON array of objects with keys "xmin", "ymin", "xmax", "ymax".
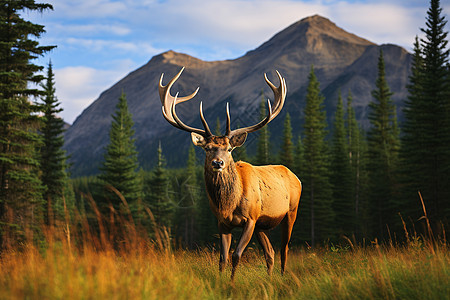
[{"xmin": 204, "ymin": 159, "xmax": 242, "ymax": 213}]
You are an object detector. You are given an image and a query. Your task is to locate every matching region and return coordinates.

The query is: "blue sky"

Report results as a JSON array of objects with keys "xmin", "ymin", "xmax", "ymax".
[{"xmin": 28, "ymin": 0, "xmax": 449, "ymax": 124}]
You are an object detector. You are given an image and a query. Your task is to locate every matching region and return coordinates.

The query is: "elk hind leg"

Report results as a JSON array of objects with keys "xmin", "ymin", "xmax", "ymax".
[
  {"xmin": 280, "ymin": 209, "xmax": 297, "ymax": 275},
  {"xmin": 255, "ymin": 229, "xmax": 275, "ymax": 275}
]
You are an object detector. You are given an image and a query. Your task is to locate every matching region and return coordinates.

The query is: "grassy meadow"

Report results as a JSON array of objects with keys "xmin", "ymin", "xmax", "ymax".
[{"xmin": 0, "ymin": 224, "xmax": 448, "ymax": 300}]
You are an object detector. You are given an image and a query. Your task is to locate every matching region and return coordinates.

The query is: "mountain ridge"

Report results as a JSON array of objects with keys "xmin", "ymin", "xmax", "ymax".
[{"xmin": 64, "ymin": 15, "xmax": 411, "ymax": 176}]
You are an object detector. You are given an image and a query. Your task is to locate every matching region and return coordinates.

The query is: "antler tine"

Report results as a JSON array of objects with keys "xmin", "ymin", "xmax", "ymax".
[
  {"xmin": 171, "ymin": 93, "xmax": 208, "ymax": 136},
  {"xmin": 225, "ymin": 102, "xmax": 231, "ymax": 136},
  {"xmin": 227, "ymin": 71, "xmax": 285, "ymax": 137},
  {"xmin": 159, "ymin": 67, "xmax": 208, "ymax": 136},
  {"xmin": 264, "ymin": 70, "xmax": 287, "ymax": 122},
  {"xmin": 228, "ymin": 100, "xmax": 272, "ymax": 137},
  {"xmin": 199, "ymin": 102, "xmax": 213, "ymax": 137},
  {"xmin": 159, "ymin": 67, "xmax": 199, "ymax": 105}
]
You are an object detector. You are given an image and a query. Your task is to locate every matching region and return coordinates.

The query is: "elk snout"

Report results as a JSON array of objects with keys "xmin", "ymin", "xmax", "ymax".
[{"xmin": 211, "ymin": 159, "xmax": 224, "ymax": 171}]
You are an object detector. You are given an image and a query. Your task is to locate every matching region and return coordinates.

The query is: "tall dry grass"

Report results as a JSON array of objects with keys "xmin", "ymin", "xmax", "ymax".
[
  {"xmin": 0, "ymin": 238, "xmax": 448, "ymax": 299},
  {"xmin": 0, "ymin": 192, "xmax": 448, "ymax": 299}
]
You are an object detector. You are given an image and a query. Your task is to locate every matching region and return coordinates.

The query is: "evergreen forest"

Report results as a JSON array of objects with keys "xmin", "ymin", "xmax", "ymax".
[{"xmin": 1, "ymin": 0, "xmax": 449, "ymax": 252}]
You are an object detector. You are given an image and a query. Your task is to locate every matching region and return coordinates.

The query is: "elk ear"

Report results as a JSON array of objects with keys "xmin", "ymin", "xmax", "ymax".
[
  {"xmin": 191, "ymin": 132, "xmax": 207, "ymax": 147},
  {"xmin": 229, "ymin": 132, "xmax": 247, "ymax": 148}
]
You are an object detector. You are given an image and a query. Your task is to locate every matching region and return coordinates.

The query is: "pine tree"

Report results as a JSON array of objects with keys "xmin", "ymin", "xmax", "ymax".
[
  {"xmin": 346, "ymin": 91, "xmax": 368, "ymax": 237},
  {"xmin": 0, "ymin": 1, "xmax": 55, "ymax": 248},
  {"xmin": 301, "ymin": 66, "xmax": 334, "ymax": 246},
  {"xmin": 147, "ymin": 142, "xmax": 173, "ymax": 228},
  {"xmin": 401, "ymin": 0, "xmax": 450, "ymax": 226},
  {"xmin": 40, "ymin": 61, "xmax": 69, "ymax": 226},
  {"xmin": 293, "ymin": 135, "xmax": 305, "ymax": 177},
  {"xmin": 290, "ymin": 135, "xmax": 305, "ymax": 246},
  {"xmin": 98, "ymin": 92, "xmax": 142, "ymax": 212},
  {"xmin": 346, "ymin": 91, "xmax": 358, "ymax": 214},
  {"xmin": 255, "ymin": 93, "xmax": 271, "ymax": 165},
  {"xmin": 279, "ymin": 112, "xmax": 294, "ymax": 169},
  {"xmin": 330, "ymin": 92, "xmax": 353, "ymax": 237},
  {"xmin": 367, "ymin": 50, "xmax": 400, "ymax": 238},
  {"xmin": 176, "ymin": 145, "xmax": 200, "ymax": 247}
]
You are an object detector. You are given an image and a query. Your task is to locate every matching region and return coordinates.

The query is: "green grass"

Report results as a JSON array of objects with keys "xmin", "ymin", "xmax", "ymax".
[{"xmin": 0, "ymin": 238, "xmax": 448, "ymax": 300}]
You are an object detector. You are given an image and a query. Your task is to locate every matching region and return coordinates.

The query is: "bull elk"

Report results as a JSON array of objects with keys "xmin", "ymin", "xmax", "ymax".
[{"xmin": 159, "ymin": 67, "xmax": 301, "ymax": 279}]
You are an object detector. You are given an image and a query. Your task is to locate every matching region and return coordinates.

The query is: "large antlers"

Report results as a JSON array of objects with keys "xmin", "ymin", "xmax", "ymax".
[
  {"xmin": 159, "ymin": 67, "xmax": 287, "ymax": 138},
  {"xmin": 159, "ymin": 67, "xmax": 212, "ymax": 137},
  {"xmin": 226, "ymin": 70, "xmax": 286, "ymax": 137}
]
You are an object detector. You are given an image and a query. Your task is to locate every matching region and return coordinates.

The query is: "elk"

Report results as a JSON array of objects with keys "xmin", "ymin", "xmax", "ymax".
[{"xmin": 159, "ymin": 67, "xmax": 301, "ymax": 279}]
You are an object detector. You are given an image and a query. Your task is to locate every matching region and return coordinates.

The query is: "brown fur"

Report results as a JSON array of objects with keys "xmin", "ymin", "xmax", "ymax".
[
  {"xmin": 205, "ymin": 161, "xmax": 240, "ymax": 218},
  {"xmin": 196, "ymin": 135, "xmax": 302, "ymax": 279},
  {"xmin": 159, "ymin": 68, "xmax": 298, "ymax": 279}
]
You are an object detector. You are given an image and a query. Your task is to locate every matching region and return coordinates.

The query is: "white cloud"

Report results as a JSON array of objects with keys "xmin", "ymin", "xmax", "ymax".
[
  {"xmin": 130, "ymin": 0, "xmax": 330, "ymax": 51},
  {"xmin": 105, "ymin": 0, "xmax": 431, "ymax": 55},
  {"xmin": 48, "ymin": 23, "xmax": 131, "ymax": 37},
  {"xmin": 64, "ymin": 38, "xmax": 162, "ymax": 56},
  {"xmin": 33, "ymin": 0, "xmax": 447, "ymax": 124},
  {"xmin": 332, "ymin": 3, "xmax": 426, "ymax": 50},
  {"xmin": 55, "ymin": 62, "xmax": 136, "ymax": 123},
  {"xmin": 37, "ymin": 0, "xmax": 437, "ymax": 58},
  {"xmin": 51, "ymin": 0, "xmax": 127, "ymax": 19}
]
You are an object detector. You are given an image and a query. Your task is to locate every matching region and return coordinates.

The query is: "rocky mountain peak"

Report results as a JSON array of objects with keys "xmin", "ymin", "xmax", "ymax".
[
  {"xmin": 300, "ymin": 15, "xmax": 373, "ymax": 46},
  {"xmin": 64, "ymin": 15, "xmax": 411, "ymax": 176},
  {"xmin": 246, "ymin": 15, "xmax": 374, "ymax": 68},
  {"xmin": 159, "ymin": 50, "xmax": 213, "ymax": 68}
]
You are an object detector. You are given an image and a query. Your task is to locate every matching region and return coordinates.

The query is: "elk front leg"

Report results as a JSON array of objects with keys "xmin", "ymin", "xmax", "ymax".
[
  {"xmin": 218, "ymin": 223, "xmax": 232, "ymax": 272},
  {"xmin": 231, "ymin": 219, "xmax": 256, "ymax": 280}
]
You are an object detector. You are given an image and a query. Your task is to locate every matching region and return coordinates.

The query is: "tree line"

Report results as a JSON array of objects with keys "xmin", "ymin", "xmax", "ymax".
[{"xmin": 0, "ymin": 0, "xmax": 449, "ymax": 250}]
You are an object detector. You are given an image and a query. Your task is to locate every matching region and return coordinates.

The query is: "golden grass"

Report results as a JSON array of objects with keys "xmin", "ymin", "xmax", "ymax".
[
  {"xmin": 0, "ymin": 236, "xmax": 448, "ymax": 300},
  {"xmin": 1, "ymin": 192, "xmax": 448, "ymax": 299}
]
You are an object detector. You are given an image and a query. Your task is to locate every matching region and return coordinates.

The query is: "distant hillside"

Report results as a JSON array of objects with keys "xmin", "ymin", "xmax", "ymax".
[{"xmin": 64, "ymin": 15, "xmax": 411, "ymax": 176}]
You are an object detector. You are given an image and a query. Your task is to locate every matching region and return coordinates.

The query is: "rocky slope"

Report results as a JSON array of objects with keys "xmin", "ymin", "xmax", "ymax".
[{"xmin": 64, "ymin": 15, "xmax": 411, "ymax": 176}]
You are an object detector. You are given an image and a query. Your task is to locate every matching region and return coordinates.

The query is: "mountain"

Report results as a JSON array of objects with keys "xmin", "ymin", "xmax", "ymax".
[{"xmin": 64, "ymin": 15, "xmax": 411, "ymax": 176}]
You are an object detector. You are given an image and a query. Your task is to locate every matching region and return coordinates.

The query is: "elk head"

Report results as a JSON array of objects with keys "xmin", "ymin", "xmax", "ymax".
[{"xmin": 159, "ymin": 67, "xmax": 286, "ymax": 172}]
